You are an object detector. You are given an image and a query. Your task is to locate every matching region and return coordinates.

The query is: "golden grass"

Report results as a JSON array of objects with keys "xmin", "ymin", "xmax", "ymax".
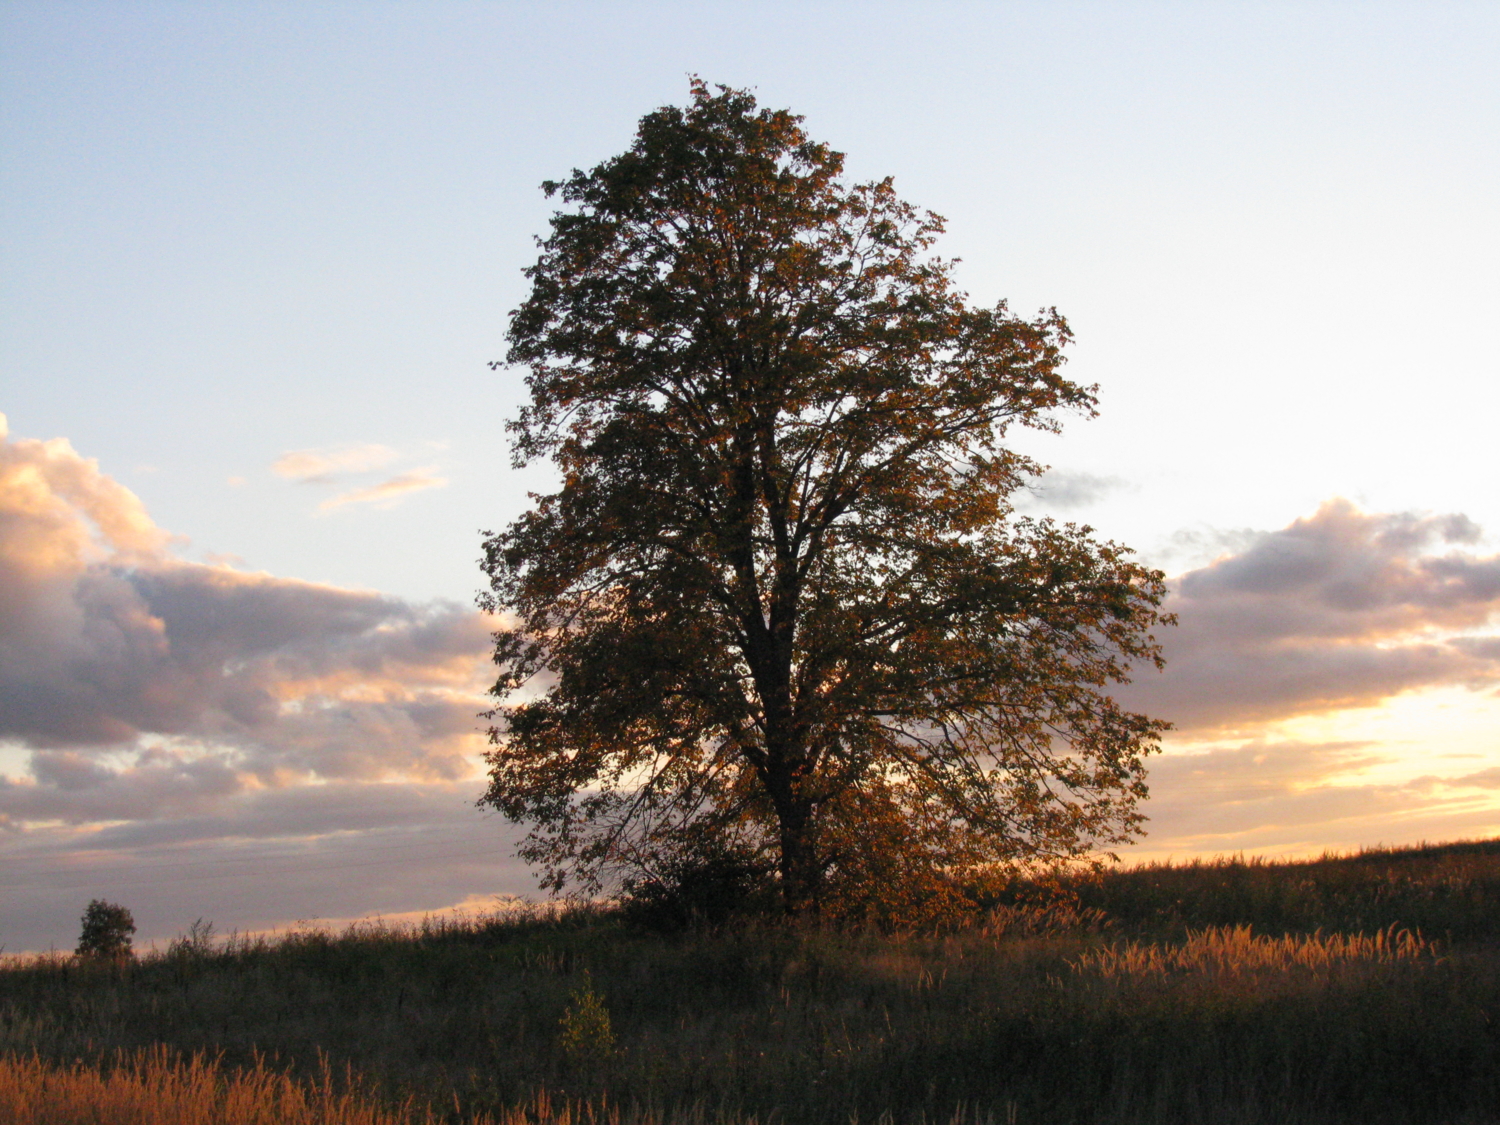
[
  {"xmin": 1070, "ymin": 922, "xmax": 1438, "ymax": 978},
  {"xmin": 0, "ymin": 1046, "xmax": 1016, "ymax": 1125},
  {"xmin": 0, "ymin": 1048, "xmax": 767, "ymax": 1125},
  {"xmin": 0, "ymin": 1047, "xmax": 440, "ymax": 1125}
]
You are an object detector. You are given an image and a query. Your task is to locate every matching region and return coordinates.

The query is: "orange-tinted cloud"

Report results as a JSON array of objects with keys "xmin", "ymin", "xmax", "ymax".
[
  {"xmin": 1119, "ymin": 500, "xmax": 1500, "ymax": 734},
  {"xmin": 319, "ymin": 469, "xmax": 447, "ymax": 511},
  {"xmin": 7, "ymin": 424, "xmax": 1500, "ymax": 950},
  {"xmin": 269, "ymin": 444, "xmax": 447, "ymax": 511},
  {"xmin": 0, "ymin": 421, "xmax": 521, "ymax": 954},
  {"xmin": 0, "ymin": 422, "xmax": 492, "ymax": 808},
  {"xmin": 271, "ymin": 444, "xmax": 396, "ymax": 483},
  {"xmin": 1132, "ymin": 739, "xmax": 1500, "ymax": 859}
]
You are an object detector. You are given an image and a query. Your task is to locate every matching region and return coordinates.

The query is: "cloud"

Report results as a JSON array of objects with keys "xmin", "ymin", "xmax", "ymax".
[
  {"xmin": 0, "ymin": 747, "xmax": 245, "ymax": 826},
  {"xmin": 1119, "ymin": 500, "xmax": 1500, "ymax": 734},
  {"xmin": 0, "ymin": 420, "xmax": 531, "ymax": 952},
  {"xmin": 265, "ymin": 442, "xmax": 446, "ymax": 510},
  {"xmin": 1130, "ymin": 739, "xmax": 1500, "ymax": 860},
  {"xmin": 0, "ymin": 423, "xmax": 495, "ymax": 800},
  {"xmin": 271, "ymin": 444, "xmax": 396, "ymax": 484},
  {"xmin": 0, "ymin": 780, "xmax": 532, "ymax": 953},
  {"xmin": 1025, "ymin": 469, "xmax": 1127, "ymax": 510},
  {"xmin": 319, "ymin": 469, "xmax": 447, "ymax": 511}
]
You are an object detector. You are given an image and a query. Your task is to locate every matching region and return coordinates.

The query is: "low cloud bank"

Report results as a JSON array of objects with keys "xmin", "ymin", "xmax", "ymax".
[
  {"xmin": 1115, "ymin": 499, "xmax": 1500, "ymax": 858},
  {"xmin": 1132, "ymin": 737, "xmax": 1500, "ymax": 860},
  {"xmin": 2, "ymin": 780, "xmax": 530, "ymax": 953},
  {"xmin": 0, "ymin": 419, "xmax": 516, "ymax": 950},
  {"xmin": 1122, "ymin": 499, "xmax": 1500, "ymax": 734},
  {"xmin": 0, "ymin": 423, "xmax": 491, "ymax": 798}
]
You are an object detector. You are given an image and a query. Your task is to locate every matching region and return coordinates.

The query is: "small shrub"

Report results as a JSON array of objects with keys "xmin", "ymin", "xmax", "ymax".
[
  {"xmin": 75, "ymin": 899, "xmax": 136, "ymax": 960},
  {"xmin": 557, "ymin": 976, "xmax": 615, "ymax": 1067},
  {"xmin": 165, "ymin": 919, "xmax": 217, "ymax": 962},
  {"xmin": 619, "ymin": 834, "xmax": 775, "ymax": 931}
]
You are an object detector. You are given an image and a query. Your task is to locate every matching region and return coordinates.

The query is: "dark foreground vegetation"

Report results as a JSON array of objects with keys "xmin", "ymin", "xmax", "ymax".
[{"xmin": 4, "ymin": 839, "xmax": 1500, "ymax": 1124}]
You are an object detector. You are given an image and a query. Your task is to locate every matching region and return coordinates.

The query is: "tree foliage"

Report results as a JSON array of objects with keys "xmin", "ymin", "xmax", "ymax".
[
  {"xmin": 479, "ymin": 82, "xmax": 1171, "ymax": 920},
  {"xmin": 76, "ymin": 899, "xmax": 136, "ymax": 960}
]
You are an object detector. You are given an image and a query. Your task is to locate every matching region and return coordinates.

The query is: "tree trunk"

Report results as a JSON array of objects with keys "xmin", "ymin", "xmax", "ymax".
[{"xmin": 775, "ymin": 798, "xmax": 821, "ymax": 917}]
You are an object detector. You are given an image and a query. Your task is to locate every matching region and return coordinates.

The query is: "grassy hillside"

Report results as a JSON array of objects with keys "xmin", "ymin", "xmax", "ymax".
[
  {"xmin": 4, "ymin": 839, "xmax": 1499, "ymax": 1124},
  {"xmin": 1061, "ymin": 838, "xmax": 1500, "ymax": 943}
]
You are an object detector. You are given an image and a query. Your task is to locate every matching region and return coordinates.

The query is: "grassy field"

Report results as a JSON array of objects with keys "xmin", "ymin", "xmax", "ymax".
[{"xmin": 4, "ymin": 839, "xmax": 1499, "ymax": 1124}]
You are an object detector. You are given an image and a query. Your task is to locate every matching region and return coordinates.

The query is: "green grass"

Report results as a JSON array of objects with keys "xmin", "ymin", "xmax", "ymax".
[{"xmin": 4, "ymin": 839, "xmax": 1500, "ymax": 1124}]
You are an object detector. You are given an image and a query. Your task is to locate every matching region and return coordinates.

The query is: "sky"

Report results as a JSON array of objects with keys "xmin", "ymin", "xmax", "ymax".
[{"xmin": 2, "ymin": 1, "xmax": 1498, "ymax": 954}]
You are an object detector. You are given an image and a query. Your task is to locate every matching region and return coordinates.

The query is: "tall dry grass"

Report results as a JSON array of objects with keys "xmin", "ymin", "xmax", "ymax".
[
  {"xmin": 0, "ymin": 1047, "xmax": 1014, "ymax": 1125},
  {"xmin": 4, "ymin": 839, "xmax": 1499, "ymax": 1124},
  {"xmin": 1070, "ymin": 922, "xmax": 1438, "ymax": 978},
  {"xmin": 0, "ymin": 1046, "xmax": 433, "ymax": 1125}
]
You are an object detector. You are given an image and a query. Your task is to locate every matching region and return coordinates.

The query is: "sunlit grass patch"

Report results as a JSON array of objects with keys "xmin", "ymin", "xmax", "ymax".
[
  {"xmin": 0, "ymin": 1046, "xmax": 429, "ymax": 1125},
  {"xmin": 1070, "ymin": 923, "xmax": 1439, "ymax": 979},
  {"xmin": 0, "ymin": 1048, "xmax": 1018, "ymax": 1125}
]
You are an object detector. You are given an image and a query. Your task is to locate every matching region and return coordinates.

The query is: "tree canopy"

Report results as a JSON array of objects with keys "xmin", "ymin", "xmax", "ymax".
[
  {"xmin": 76, "ymin": 899, "xmax": 136, "ymax": 960},
  {"xmin": 479, "ymin": 81, "xmax": 1171, "ymax": 921}
]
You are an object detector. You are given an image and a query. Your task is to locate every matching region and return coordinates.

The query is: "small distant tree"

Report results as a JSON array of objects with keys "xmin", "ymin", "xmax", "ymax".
[
  {"xmin": 76, "ymin": 899, "xmax": 136, "ymax": 960},
  {"xmin": 479, "ymin": 81, "xmax": 1171, "ymax": 920}
]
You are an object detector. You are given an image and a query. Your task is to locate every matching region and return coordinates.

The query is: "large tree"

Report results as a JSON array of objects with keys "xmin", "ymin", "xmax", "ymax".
[{"xmin": 479, "ymin": 82, "xmax": 1170, "ymax": 919}]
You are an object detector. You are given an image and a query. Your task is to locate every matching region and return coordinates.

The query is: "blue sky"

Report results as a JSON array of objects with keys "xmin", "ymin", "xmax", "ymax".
[{"xmin": 3, "ymin": 1, "xmax": 1498, "ymax": 952}]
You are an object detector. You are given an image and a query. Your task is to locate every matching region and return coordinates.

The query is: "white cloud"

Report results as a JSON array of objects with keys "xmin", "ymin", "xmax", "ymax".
[
  {"xmin": 319, "ymin": 468, "xmax": 447, "ymax": 511},
  {"xmin": 271, "ymin": 444, "xmax": 396, "ymax": 483},
  {"xmin": 1022, "ymin": 469, "xmax": 1128, "ymax": 510}
]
